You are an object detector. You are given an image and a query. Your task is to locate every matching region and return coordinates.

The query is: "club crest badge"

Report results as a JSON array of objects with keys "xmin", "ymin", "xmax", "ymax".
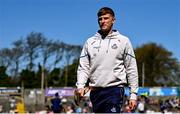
[{"xmin": 111, "ymin": 44, "xmax": 118, "ymax": 49}]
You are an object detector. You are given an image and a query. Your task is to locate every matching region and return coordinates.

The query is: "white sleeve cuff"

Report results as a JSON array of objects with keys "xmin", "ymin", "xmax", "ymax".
[
  {"xmin": 130, "ymin": 93, "xmax": 137, "ymax": 100},
  {"xmin": 76, "ymin": 83, "xmax": 85, "ymax": 89}
]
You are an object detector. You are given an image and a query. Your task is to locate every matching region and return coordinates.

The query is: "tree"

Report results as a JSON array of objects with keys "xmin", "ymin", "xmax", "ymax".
[
  {"xmin": 135, "ymin": 42, "xmax": 180, "ymax": 87},
  {"xmin": 0, "ymin": 66, "xmax": 11, "ymax": 86},
  {"xmin": 47, "ymin": 68, "xmax": 62, "ymax": 87},
  {"xmin": 39, "ymin": 38, "xmax": 54, "ymax": 91},
  {"xmin": 11, "ymin": 39, "xmax": 24, "ymax": 77},
  {"xmin": 0, "ymin": 48, "xmax": 13, "ymax": 68},
  {"xmin": 64, "ymin": 45, "xmax": 81, "ymax": 87},
  {"xmin": 19, "ymin": 69, "xmax": 36, "ymax": 88},
  {"xmin": 64, "ymin": 59, "xmax": 79, "ymax": 87},
  {"xmin": 52, "ymin": 41, "xmax": 65, "ymax": 69},
  {"xmin": 24, "ymin": 32, "xmax": 45, "ymax": 71},
  {"xmin": 0, "ymin": 31, "xmax": 83, "ymax": 88},
  {"xmin": 40, "ymin": 39, "xmax": 55, "ymax": 68}
]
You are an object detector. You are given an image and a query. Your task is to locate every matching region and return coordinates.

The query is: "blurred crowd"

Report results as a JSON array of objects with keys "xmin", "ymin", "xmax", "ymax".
[
  {"xmin": 123, "ymin": 95, "xmax": 180, "ymax": 113},
  {"xmin": 0, "ymin": 94, "xmax": 180, "ymax": 113},
  {"xmin": 41, "ymin": 95, "xmax": 180, "ymax": 113}
]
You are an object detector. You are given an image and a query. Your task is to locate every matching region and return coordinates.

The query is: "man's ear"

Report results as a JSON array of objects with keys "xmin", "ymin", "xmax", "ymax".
[{"xmin": 113, "ymin": 17, "xmax": 116, "ymax": 24}]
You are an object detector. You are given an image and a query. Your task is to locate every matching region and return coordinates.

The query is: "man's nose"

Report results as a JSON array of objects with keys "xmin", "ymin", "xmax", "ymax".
[
  {"xmin": 101, "ymin": 18, "xmax": 105, "ymax": 23},
  {"xmin": 100, "ymin": 20, "xmax": 106, "ymax": 25}
]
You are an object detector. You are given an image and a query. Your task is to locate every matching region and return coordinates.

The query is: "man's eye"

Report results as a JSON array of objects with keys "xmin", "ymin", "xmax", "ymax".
[{"xmin": 104, "ymin": 17, "xmax": 109, "ymax": 20}]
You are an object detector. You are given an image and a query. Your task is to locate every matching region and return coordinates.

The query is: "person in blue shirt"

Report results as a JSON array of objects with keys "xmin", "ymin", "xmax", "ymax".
[{"xmin": 51, "ymin": 92, "xmax": 62, "ymax": 113}]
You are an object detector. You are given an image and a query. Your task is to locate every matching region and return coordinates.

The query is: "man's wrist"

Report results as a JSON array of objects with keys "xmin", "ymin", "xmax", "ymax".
[
  {"xmin": 130, "ymin": 93, "xmax": 137, "ymax": 100},
  {"xmin": 77, "ymin": 86, "xmax": 84, "ymax": 89},
  {"xmin": 76, "ymin": 83, "xmax": 85, "ymax": 89}
]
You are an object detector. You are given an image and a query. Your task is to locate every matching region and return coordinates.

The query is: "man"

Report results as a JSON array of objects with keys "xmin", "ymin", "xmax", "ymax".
[
  {"xmin": 51, "ymin": 92, "xmax": 62, "ymax": 113},
  {"xmin": 76, "ymin": 7, "xmax": 138, "ymax": 113}
]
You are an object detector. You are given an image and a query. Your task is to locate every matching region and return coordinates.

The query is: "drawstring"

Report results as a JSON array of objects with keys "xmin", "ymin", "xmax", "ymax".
[
  {"xmin": 98, "ymin": 39, "xmax": 102, "ymax": 52},
  {"xmin": 106, "ymin": 38, "xmax": 111, "ymax": 53}
]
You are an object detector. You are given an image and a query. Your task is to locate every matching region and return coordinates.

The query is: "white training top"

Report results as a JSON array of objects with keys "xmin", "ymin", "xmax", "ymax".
[{"xmin": 76, "ymin": 30, "xmax": 139, "ymax": 100}]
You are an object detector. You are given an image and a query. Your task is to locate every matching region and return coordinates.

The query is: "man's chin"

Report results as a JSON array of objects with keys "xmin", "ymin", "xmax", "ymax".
[{"xmin": 101, "ymin": 29, "xmax": 108, "ymax": 32}]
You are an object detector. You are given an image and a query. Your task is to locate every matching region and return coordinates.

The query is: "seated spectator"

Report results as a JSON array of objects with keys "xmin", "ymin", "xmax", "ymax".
[{"xmin": 51, "ymin": 92, "xmax": 62, "ymax": 113}]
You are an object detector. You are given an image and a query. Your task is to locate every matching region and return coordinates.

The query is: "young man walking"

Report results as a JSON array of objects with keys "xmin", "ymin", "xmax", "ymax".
[{"xmin": 76, "ymin": 7, "xmax": 139, "ymax": 113}]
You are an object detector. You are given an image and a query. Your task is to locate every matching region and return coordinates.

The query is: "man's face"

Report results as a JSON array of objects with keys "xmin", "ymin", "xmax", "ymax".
[{"xmin": 98, "ymin": 14, "xmax": 115, "ymax": 32}]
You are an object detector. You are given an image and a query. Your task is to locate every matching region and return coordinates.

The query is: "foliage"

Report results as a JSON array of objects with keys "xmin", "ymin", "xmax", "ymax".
[
  {"xmin": 135, "ymin": 42, "xmax": 180, "ymax": 87},
  {"xmin": 47, "ymin": 68, "xmax": 62, "ymax": 87},
  {"xmin": 19, "ymin": 69, "xmax": 36, "ymax": 88},
  {"xmin": 0, "ymin": 32, "xmax": 82, "ymax": 88},
  {"xmin": 62, "ymin": 59, "xmax": 79, "ymax": 87},
  {"xmin": 1, "ymin": 32, "xmax": 179, "ymax": 88},
  {"xmin": 0, "ymin": 66, "xmax": 11, "ymax": 86}
]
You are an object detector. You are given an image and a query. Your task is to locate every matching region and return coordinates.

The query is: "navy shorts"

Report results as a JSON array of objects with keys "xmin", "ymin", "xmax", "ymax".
[{"xmin": 90, "ymin": 86, "xmax": 124, "ymax": 113}]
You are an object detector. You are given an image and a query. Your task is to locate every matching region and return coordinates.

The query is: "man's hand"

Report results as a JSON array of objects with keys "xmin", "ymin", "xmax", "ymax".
[
  {"xmin": 129, "ymin": 99, "xmax": 137, "ymax": 110},
  {"xmin": 74, "ymin": 88, "xmax": 84, "ymax": 106},
  {"xmin": 76, "ymin": 88, "xmax": 85, "ymax": 97},
  {"xmin": 74, "ymin": 87, "xmax": 90, "ymax": 106}
]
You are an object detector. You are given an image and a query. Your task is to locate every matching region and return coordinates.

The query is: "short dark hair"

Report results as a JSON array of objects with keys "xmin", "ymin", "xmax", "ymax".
[
  {"xmin": 55, "ymin": 92, "xmax": 59, "ymax": 97},
  {"xmin": 97, "ymin": 7, "xmax": 115, "ymax": 17}
]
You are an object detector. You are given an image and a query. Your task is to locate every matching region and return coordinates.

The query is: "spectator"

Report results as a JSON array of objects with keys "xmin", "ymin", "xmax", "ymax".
[
  {"xmin": 160, "ymin": 100, "xmax": 167, "ymax": 113},
  {"xmin": 66, "ymin": 104, "xmax": 74, "ymax": 114},
  {"xmin": 9, "ymin": 97, "xmax": 16, "ymax": 110},
  {"xmin": 75, "ymin": 107, "xmax": 82, "ymax": 113},
  {"xmin": 137, "ymin": 98, "xmax": 145, "ymax": 113},
  {"xmin": 51, "ymin": 92, "xmax": 62, "ymax": 113}
]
